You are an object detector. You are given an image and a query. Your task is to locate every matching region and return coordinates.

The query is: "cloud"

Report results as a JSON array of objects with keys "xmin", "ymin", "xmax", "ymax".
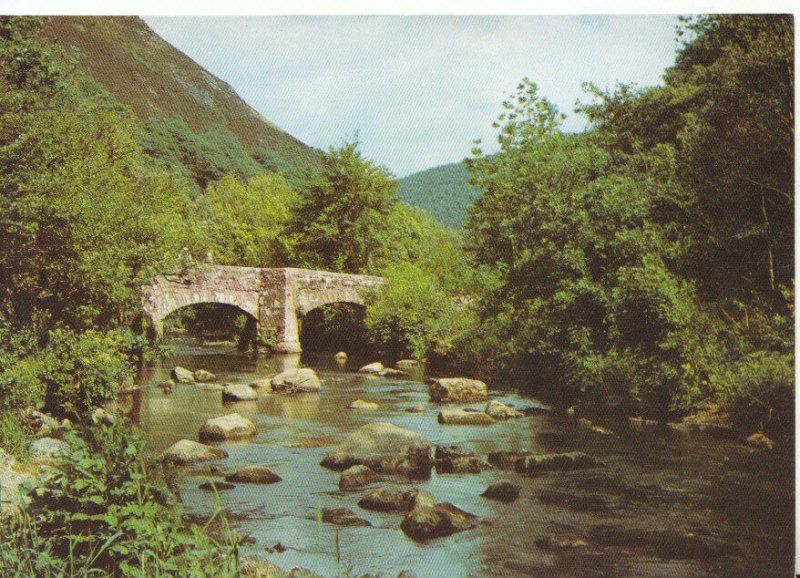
[{"xmin": 145, "ymin": 15, "xmax": 680, "ymax": 176}]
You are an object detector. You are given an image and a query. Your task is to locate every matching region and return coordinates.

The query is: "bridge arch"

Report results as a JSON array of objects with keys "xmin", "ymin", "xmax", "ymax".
[{"xmin": 142, "ymin": 265, "xmax": 384, "ymax": 353}]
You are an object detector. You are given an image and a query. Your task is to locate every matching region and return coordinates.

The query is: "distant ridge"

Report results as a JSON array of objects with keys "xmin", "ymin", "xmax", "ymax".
[{"xmin": 397, "ymin": 160, "xmax": 481, "ymax": 228}]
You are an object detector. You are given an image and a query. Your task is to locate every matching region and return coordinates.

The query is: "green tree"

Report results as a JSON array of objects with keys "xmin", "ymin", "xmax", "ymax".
[
  {"xmin": 185, "ymin": 173, "xmax": 299, "ymax": 267},
  {"xmin": 290, "ymin": 139, "xmax": 400, "ymax": 274}
]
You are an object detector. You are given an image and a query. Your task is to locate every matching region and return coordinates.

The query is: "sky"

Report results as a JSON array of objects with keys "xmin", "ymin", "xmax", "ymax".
[{"xmin": 144, "ymin": 15, "xmax": 682, "ymax": 177}]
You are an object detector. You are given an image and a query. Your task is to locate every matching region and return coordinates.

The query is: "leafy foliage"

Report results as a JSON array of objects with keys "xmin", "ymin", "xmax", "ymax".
[
  {"xmin": 462, "ymin": 16, "xmax": 793, "ymax": 438},
  {"xmin": 184, "ymin": 173, "xmax": 299, "ymax": 268},
  {"xmin": 0, "ymin": 420, "xmax": 244, "ymax": 577},
  {"xmin": 290, "ymin": 139, "xmax": 404, "ymax": 274}
]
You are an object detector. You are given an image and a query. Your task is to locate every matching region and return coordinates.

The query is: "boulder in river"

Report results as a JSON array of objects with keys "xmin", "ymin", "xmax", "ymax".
[
  {"xmin": 438, "ymin": 409, "xmax": 495, "ymax": 426},
  {"xmin": 359, "ymin": 362, "xmax": 385, "ymax": 374},
  {"xmin": 481, "ymin": 481, "xmax": 520, "ymax": 503},
  {"xmin": 396, "ymin": 359, "xmax": 419, "ymax": 370},
  {"xmin": 484, "ymin": 400, "xmax": 523, "ymax": 420},
  {"xmin": 171, "ymin": 366, "xmax": 195, "ymax": 383},
  {"xmin": 400, "ymin": 490, "xmax": 478, "ymax": 542},
  {"xmin": 199, "ymin": 413, "xmax": 257, "ymax": 442},
  {"xmin": 434, "ymin": 445, "xmax": 483, "ymax": 474},
  {"xmin": 161, "ymin": 440, "xmax": 228, "ymax": 465},
  {"xmin": 358, "ymin": 484, "xmax": 420, "ymax": 512},
  {"xmin": 193, "ymin": 369, "xmax": 217, "ymax": 383},
  {"xmin": 225, "ymin": 465, "xmax": 282, "ymax": 484},
  {"xmin": 349, "ymin": 399, "xmax": 379, "ymax": 410},
  {"xmin": 745, "ymin": 432, "xmax": 774, "ymax": 450},
  {"xmin": 339, "ymin": 464, "xmax": 382, "ymax": 490},
  {"xmin": 321, "ymin": 507, "xmax": 372, "ymax": 527},
  {"xmin": 427, "ymin": 377, "xmax": 488, "ymax": 403},
  {"xmin": 320, "ymin": 422, "xmax": 434, "ymax": 477},
  {"xmin": 335, "ymin": 352, "xmax": 348, "ymax": 362},
  {"xmin": 515, "ymin": 452, "xmax": 602, "ymax": 473},
  {"xmin": 406, "ymin": 406, "xmax": 425, "ymax": 414},
  {"xmin": 270, "ymin": 368, "xmax": 322, "ymax": 393},
  {"xmin": 487, "ymin": 450, "xmax": 532, "ymax": 470},
  {"xmin": 222, "ymin": 383, "xmax": 258, "ymax": 402},
  {"xmin": 379, "ymin": 368, "xmax": 408, "ymax": 378}
]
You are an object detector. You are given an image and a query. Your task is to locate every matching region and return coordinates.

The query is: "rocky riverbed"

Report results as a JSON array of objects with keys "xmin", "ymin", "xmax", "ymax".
[{"xmin": 125, "ymin": 345, "xmax": 792, "ymax": 578}]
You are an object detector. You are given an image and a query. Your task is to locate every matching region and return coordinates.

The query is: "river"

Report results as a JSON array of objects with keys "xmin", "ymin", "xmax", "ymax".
[{"xmin": 126, "ymin": 344, "xmax": 793, "ymax": 577}]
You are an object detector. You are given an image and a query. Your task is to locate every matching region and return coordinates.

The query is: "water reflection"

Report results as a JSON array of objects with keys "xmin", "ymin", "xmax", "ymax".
[{"xmin": 132, "ymin": 345, "xmax": 793, "ymax": 578}]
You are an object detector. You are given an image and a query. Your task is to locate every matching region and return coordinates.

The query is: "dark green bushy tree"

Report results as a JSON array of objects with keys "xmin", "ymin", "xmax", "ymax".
[
  {"xmin": 289, "ymin": 138, "xmax": 401, "ymax": 274},
  {"xmin": 463, "ymin": 17, "xmax": 793, "ymax": 437}
]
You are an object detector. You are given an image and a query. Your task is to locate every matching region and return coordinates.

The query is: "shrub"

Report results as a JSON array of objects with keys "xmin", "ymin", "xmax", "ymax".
[
  {"xmin": 38, "ymin": 329, "xmax": 133, "ymax": 418},
  {"xmin": 716, "ymin": 351, "xmax": 793, "ymax": 441},
  {"xmin": 0, "ymin": 420, "xmax": 243, "ymax": 577}
]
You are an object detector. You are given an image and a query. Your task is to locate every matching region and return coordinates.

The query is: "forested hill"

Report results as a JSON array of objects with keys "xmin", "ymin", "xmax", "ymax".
[
  {"xmin": 397, "ymin": 161, "xmax": 480, "ymax": 228},
  {"xmin": 42, "ymin": 16, "xmax": 323, "ymax": 190}
]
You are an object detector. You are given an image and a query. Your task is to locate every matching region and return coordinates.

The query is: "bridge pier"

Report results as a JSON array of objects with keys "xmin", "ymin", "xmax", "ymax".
[{"xmin": 258, "ymin": 269, "xmax": 302, "ymax": 353}]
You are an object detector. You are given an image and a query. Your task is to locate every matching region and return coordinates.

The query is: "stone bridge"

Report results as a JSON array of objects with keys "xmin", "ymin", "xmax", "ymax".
[{"xmin": 141, "ymin": 265, "xmax": 385, "ymax": 353}]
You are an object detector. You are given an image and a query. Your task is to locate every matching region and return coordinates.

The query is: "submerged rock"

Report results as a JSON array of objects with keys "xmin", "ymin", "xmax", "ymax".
[
  {"xmin": 225, "ymin": 465, "xmax": 282, "ymax": 484},
  {"xmin": 745, "ymin": 432, "xmax": 775, "ymax": 450},
  {"xmin": 484, "ymin": 400, "xmax": 523, "ymax": 419},
  {"xmin": 339, "ymin": 465, "xmax": 382, "ymax": 490},
  {"xmin": 321, "ymin": 422, "xmax": 433, "ymax": 477},
  {"xmin": 428, "ymin": 377, "xmax": 488, "ymax": 403},
  {"xmin": 222, "ymin": 383, "xmax": 258, "ymax": 402},
  {"xmin": 434, "ymin": 445, "xmax": 483, "ymax": 474},
  {"xmin": 515, "ymin": 452, "xmax": 602, "ymax": 473},
  {"xmin": 349, "ymin": 399, "xmax": 379, "ymax": 410},
  {"xmin": 406, "ymin": 406, "xmax": 425, "ymax": 414},
  {"xmin": 358, "ymin": 485, "xmax": 420, "ymax": 512},
  {"xmin": 400, "ymin": 490, "xmax": 478, "ymax": 542},
  {"xmin": 321, "ymin": 507, "xmax": 372, "ymax": 527},
  {"xmin": 193, "ymin": 369, "xmax": 217, "ymax": 382},
  {"xmin": 161, "ymin": 440, "xmax": 228, "ymax": 465},
  {"xmin": 249, "ymin": 378, "xmax": 273, "ymax": 391},
  {"xmin": 158, "ymin": 380, "xmax": 177, "ymax": 394},
  {"xmin": 270, "ymin": 368, "xmax": 322, "ymax": 393},
  {"xmin": 199, "ymin": 481, "xmax": 235, "ymax": 492},
  {"xmin": 359, "ymin": 362, "xmax": 385, "ymax": 374},
  {"xmin": 535, "ymin": 536, "xmax": 589, "ymax": 550},
  {"xmin": 481, "ymin": 481, "xmax": 520, "ymax": 503},
  {"xmin": 199, "ymin": 413, "xmax": 256, "ymax": 442},
  {"xmin": 171, "ymin": 366, "xmax": 195, "ymax": 383},
  {"xmin": 438, "ymin": 409, "xmax": 495, "ymax": 426}
]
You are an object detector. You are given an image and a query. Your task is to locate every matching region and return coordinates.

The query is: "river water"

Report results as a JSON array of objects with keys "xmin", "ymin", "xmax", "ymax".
[{"xmin": 127, "ymin": 344, "xmax": 793, "ymax": 577}]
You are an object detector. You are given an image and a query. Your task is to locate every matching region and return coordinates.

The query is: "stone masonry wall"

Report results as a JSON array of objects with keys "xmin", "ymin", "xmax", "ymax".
[{"xmin": 141, "ymin": 265, "xmax": 385, "ymax": 352}]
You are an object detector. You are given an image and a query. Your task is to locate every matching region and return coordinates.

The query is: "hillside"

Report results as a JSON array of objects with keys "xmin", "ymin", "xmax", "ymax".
[
  {"xmin": 397, "ymin": 161, "xmax": 480, "ymax": 228},
  {"xmin": 41, "ymin": 16, "xmax": 322, "ymax": 190}
]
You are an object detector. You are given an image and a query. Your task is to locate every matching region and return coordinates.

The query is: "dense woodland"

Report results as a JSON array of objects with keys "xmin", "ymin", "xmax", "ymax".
[{"xmin": 0, "ymin": 15, "xmax": 793, "ymax": 576}]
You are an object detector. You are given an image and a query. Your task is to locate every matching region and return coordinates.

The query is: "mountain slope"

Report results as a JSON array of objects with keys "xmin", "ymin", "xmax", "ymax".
[
  {"xmin": 397, "ymin": 161, "xmax": 481, "ymax": 228},
  {"xmin": 42, "ymin": 16, "xmax": 322, "ymax": 189}
]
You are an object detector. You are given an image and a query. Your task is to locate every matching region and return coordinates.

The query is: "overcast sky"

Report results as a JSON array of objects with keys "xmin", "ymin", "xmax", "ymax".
[{"xmin": 145, "ymin": 15, "xmax": 682, "ymax": 177}]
